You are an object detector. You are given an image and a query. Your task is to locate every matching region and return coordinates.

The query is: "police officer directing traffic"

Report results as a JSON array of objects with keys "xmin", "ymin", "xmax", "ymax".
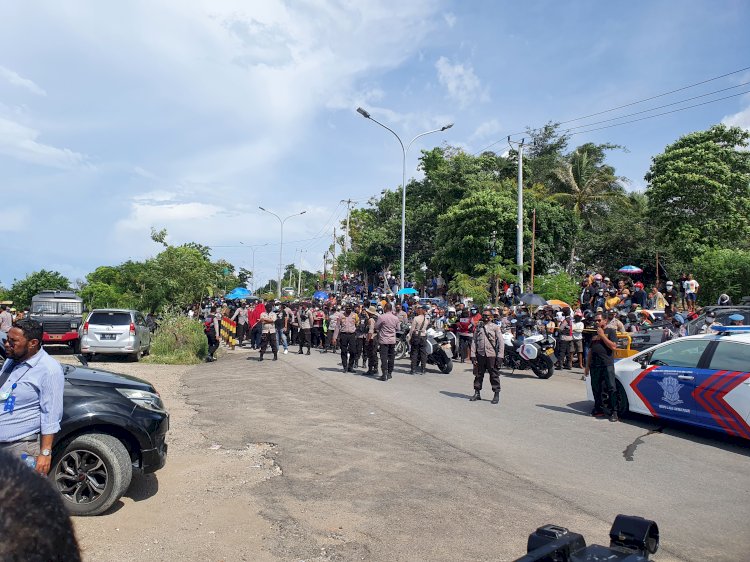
[{"xmin": 470, "ymin": 309, "xmax": 504, "ymax": 404}]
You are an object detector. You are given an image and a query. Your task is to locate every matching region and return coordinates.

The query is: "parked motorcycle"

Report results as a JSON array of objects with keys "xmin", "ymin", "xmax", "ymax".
[
  {"xmin": 425, "ymin": 328, "xmax": 454, "ymax": 374},
  {"xmin": 395, "ymin": 322, "xmax": 410, "ymax": 359},
  {"xmin": 501, "ymin": 325, "xmax": 555, "ymax": 379}
]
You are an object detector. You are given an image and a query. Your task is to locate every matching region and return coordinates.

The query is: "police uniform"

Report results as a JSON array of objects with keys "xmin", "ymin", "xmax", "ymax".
[
  {"xmin": 333, "ymin": 310, "xmax": 358, "ymax": 372},
  {"xmin": 470, "ymin": 318, "xmax": 504, "ymax": 404},
  {"xmin": 409, "ymin": 310, "xmax": 429, "ymax": 374},
  {"xmin": 258, "ymin": 310, "xmax": 278, "ymax": 361},
  {"xmin": 365, "ymin": 307, "xmax": 379, "ymax": 375},
  {"xmin": 354, "ymin": 307, "xmax": 368, "ymax": 368},
  {"xmin": 297, "ymin": 307, "xmax": 312, "ymax": 354}
]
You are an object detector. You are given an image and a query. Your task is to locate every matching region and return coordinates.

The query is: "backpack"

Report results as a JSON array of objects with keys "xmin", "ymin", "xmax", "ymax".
[{"xmin": 204, "ymin": 315, "xmax": 214, "ymax": 335}]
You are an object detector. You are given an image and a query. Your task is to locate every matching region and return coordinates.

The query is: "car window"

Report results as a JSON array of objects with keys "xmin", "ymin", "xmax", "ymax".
[
  {"xmin": 88, "ymin": 312, "xmax": 132, "ymax": 325},
  {"xmin": 708, "ymin": 342, "xmax": 750, "ymax": 372},
  {"xmin": 135, "ymin": 312, "xmax": 145, "ymax": 324},
  {"xmin": 649, "ymin": 339, "xmax": 711, "ymax": 368},
  {"xmin": 717, "ymin": 311, "xmax": 750, "ymax": 325}
]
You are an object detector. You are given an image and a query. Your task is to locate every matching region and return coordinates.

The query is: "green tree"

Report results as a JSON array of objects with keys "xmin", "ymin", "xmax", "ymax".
[
  {"xmin": 645, "ymin": 124, "xmax": 750, "ymax": 262},
  {"xmin": 447, "ymin": 273, "xmax": 490, "ymax": 306},
  {"xmin": 691, "ymin": 248, "xmax": 750, "ymax": 306},
  {"xmin": 533, "ymin": 272, "xmax": 580, "ymax": 305},
  {"xmin": 9, "ymin": 270, "xmax": 71, "ymax": 308}
]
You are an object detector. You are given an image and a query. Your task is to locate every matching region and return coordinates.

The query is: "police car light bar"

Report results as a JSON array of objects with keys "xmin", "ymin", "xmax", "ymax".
[{"xmin": 715, "ymin": 325, "xmax": 750, "ymax": 335}]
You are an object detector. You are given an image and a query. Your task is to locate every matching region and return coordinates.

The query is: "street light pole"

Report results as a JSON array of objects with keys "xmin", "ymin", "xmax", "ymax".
[
  {"xmin": 259, "ymin": 207, "xmax": 307, "ymax": 299},
  {"xmin": 239, "ymin": 242, "xmax": 269, "ymax": 292},
  {"xmin": 508, "ymin": 137, "xmax": 525, "ymax": 291},
  {"xmin": 356, "ymin": 107, "xmax": 453, "ymax": 295}
]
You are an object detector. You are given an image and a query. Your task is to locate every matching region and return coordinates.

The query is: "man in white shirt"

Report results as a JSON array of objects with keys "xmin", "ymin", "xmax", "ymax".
[{"xmin": 685, "ymin": 274, "xmax": 699, "ymax": 313}]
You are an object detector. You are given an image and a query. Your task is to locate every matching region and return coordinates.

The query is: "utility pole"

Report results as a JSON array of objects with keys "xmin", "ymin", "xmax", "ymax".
[
  {"xmin": 332, "ymin": 227, "xmax": 337, "ymax": 293},
  {"xmin": 323, "ymin": 251, "xmax": 328, "ymax": 287},
  {"xmin": 508, "ymin": 136, "xmax": 525, "ymax": 292},
  {"xmin": 297, "ymin": 249, "xmax": 306, "ymax": 296},
  {"xmin": 340, "ymin": 199, "xmax": 356, "ymax": 277}
]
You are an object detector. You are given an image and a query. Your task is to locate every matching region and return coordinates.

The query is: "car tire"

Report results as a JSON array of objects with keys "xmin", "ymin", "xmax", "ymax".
[
  {"xmin": 142, "ymin": 345, "xmax": 150, "ymax": 357},
  {"xmin": 83, "ymin": 353, "xmax": 93, "ymax": 362},
  {"xmin": 615, "ymin": 380, "xmax": 630, "ymax": 417},
  {"xmin": 130, "ymin": 350, "xmax": 140, "ymax": 362},
  {"xmin": 52, "ymin": 433, "xmax": 133, "ymax": 516}
]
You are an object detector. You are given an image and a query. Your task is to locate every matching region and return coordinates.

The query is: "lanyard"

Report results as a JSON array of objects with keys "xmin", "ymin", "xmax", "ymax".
[{"xmin": 1, "ymin": 361, "xmax": 32, "ymax": 413}]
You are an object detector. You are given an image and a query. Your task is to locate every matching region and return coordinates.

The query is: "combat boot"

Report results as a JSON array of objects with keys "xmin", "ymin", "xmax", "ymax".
[
  {"xmin": 491, "ymin": 391, "xmax": 500, "ymax": 405},
  {"xmin": 469, "ymin": 390, "xmax": 481, "ymax": 401}
]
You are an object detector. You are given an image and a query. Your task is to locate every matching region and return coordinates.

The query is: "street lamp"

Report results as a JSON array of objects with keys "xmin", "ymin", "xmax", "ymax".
[
  {"xmin": 259, "ymin": 207, "xmax": 307, "ymax": 299},
  {"xmin": 239, "ymin": 242, "xmax": 269, "ymax": 292},
  {"xmin": 356, "ymin": 107, "xmax": 453, "ymax": 294}
]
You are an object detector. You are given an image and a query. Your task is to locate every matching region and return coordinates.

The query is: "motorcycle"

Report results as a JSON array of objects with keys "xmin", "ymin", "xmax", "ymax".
[
  {"xmin": 425, "ymin": 328, "xmax": 454, "ymax": 374},
  {"xmin": 501, "ymin": 322, "xmax": 555, "ymax": 379},
  {"xmin": 395, "ymin": 322, "xmax": 410, "ymax": 359}
]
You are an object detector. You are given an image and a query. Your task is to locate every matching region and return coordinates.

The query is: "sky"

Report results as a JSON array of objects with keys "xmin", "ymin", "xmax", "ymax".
[{"xmin": 1, "ymin": 0, "xmax": 749, "ymax": 291}]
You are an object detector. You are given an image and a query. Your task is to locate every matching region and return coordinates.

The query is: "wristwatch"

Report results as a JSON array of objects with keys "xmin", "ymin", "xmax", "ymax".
[{"xmin": 41, "ymin": 449, "xmax": 51, "ymax": 457}]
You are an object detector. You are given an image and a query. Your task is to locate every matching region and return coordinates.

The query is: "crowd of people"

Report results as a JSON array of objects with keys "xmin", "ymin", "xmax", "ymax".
[{"xmin": 189, "ymin": 268, "xmax": 739, "ymax": 418}]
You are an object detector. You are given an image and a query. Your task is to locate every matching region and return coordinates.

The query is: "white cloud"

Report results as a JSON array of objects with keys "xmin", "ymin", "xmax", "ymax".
[
  {"xmin": 0, "ymin": 66, "xmax": 46, "ymax": 96},
  {"xmin": 443, "ymin": 12, "xmax": 456, "ymax": 28},
  {"xmin": 132, "ymin": 190, "xmax": 177, "ymax": 203},
  {"xmin": 435, "ymin": 56, "xmax": 488, "ymax": 108},
  {"xmin": 0, "ymin": 206, "xmax": 30, "ymax": 232},
  {"xmin": 470, "ymin": 118, "xmax": 503, "ymax": 141},
  {"xmin": 0, "ymin": 117, "xmax": 87, "ymax": 169},
  {"xmin": 723, "ymin": 104, "xmax": 750, "ymax": 131}
]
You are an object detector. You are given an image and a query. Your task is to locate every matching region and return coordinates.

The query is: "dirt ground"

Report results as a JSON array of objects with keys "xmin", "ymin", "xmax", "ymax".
[{"xmin": 59, "ymin": 354, "xmax": 281, "ymax": 561}]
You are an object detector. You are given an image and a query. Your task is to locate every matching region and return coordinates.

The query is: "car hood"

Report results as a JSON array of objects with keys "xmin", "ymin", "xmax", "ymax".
[{"xmin": 63, "ymin": 364, "xmax": 154, "ymax": 391}]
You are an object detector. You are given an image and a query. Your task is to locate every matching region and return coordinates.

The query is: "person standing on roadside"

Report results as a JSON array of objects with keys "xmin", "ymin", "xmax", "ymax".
[
  {"xmin": 297, "ymin": 303, "xmax": 312, "ymax": 355},
  {"xmin": 364, "ymin": 306, "xmax": 379, "ymax": 375},
  {"xmin": 408, "ymin": 305, "xmax": 429, "ymax": 375},
  {"xmin": 205, "ymin": 306, "xmax": 221, "ymax": 362},
  {"xmin": 375, "ymin": 303, "xmax": 401, "ymax": 381},
  {"xmin": 0, "ymin": 319, "xmax": 64, "ymax": 475},
  {"xmin": 663, "ymin": 281, "xmax": 679, "ymax": 315},
  {"xmin": 685, "ymin": 273, "xmax": 700, "ymax": 314},
  {"xmin": 258, "ymin": 302, "xmax": 278, "ymax": 362},
  {"xmin": 332, "ymin": 304, "xmax": 357, "ymax": 373},
  {"xmin": 584, "ymin": 313, "xmax": 619, "ymax": 422},
  {"xmin": 231, "ymin": 301, "xmax": 249, "ymax": 346},
  {"xmin": 469, "ymin": 309, "xmax": 504, "ymax": 404}
]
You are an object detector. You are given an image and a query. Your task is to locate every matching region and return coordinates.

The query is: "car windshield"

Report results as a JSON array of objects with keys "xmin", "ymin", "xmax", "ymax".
[
  {"xmin": 88, "ymin": 312, "xmax": 131, "ymax": 325},
  {"xmin": 648, "ymin": 339, "xmax": 711, "ymax": 368},
  {"xmin": 32, "ymin": 301, "xmax": 83, "ymax": 314}
]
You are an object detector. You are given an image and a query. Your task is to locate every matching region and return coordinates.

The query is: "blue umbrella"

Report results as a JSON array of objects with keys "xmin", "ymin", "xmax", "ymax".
[
  {"xmin": 225, "ymin": 287, "xmax": 253, "ymax": 300},
  {"xmin": 313, "ymin": 290, "xmax": 329, "ymax": 300},
  {"xmin": 397, "ymin": 287, "xmax": 418, "ymax": 295},
  {"xmin": 618, "ymin": 265, "xmax": 643, "ymax": 275}
]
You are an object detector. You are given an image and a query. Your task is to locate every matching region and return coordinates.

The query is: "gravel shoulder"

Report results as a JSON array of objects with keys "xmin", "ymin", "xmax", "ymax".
[{"xmin": 57, "ymin": 353, "xmax": 281, "ymax": 561}]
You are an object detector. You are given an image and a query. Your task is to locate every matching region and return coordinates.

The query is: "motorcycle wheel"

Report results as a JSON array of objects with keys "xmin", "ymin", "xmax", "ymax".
[
  {"xmin": 438, "ymin": 356, "xmax": 453, "ymax": 374},
  {"xmin": 531, "ymin": 354, "xmax": 555, "ymax": 379},
  {"xmin": 395, "ymin": 340, "xmax": 408, "ymax": 360}
]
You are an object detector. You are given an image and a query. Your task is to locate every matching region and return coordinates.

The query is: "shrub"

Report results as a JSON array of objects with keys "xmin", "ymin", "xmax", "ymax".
[
  {"xmin": 144, "ymin": 311, "xmax": 208, "ymax": 364},
  {"xmin": 692, "ymin": 248, "xmax": 750, "ymax": 306},
  {"xmin": 534, "ymin": 272, "xmax": 580, "ymax": 306}
]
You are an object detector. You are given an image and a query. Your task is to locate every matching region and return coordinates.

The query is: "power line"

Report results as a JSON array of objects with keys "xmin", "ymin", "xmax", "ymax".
[{"xmin": 474, "ymin": 64, "xmax": 750, "ymax": 154}]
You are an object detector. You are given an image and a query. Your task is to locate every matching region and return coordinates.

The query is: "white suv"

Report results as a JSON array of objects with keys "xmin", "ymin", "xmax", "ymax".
[{"xmin": 80, "ymin": 309, "xmax": 152, "ymax": 361}]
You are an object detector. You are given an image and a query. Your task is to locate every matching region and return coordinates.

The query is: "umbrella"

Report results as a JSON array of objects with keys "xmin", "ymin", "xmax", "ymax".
[
  {"xmin": 224, "ymin": 287, "xmax": 252, "ymax": 300},
  {"xmin": 397, "ymin": 287, "xmax": 418, "ymax": 295},
  {"xmin": 547, "ymin": 299, "xmax": 570, "ymax": 308},
  {"xmin": 519, "ymin": 293, "xmax": 548, "ymax": 307},
  {"xmin": 618, "ymin": 265, "xmax": 643, "ymax": 275},
  {"xmin": 313, "ymin": 290, "xmax": 329, "ymax": 300}
]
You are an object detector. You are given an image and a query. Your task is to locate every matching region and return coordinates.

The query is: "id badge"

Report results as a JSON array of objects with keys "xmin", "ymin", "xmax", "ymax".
[{"xmin": 3, "ymin": 395, "xmax": 15, "ymax": 413}]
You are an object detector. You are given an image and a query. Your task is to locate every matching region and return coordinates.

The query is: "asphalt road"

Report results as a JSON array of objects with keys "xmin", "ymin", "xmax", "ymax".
[{"xmin": 185, "ymin": 345, "xmax": 750, "ymax": 561}]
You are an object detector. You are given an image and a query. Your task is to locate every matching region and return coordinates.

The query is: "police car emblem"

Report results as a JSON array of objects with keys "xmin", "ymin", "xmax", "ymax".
[{"xmin": 658, "ymin": 376, "xmax": 684, "ymax": 406}]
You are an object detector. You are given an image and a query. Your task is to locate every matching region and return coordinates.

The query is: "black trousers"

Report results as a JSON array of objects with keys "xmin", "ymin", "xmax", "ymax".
[
  {"xmin": 290, "ymin": 325, "xmax": 298, "ymax": 345},
  {"xmin": 298, "ymin": 328, "xmax": 311, "ymax": 351},
  {"xmin": 250, "ymin": 323, "xmax": 262, "ymax": 348},
  {"xmin": 379, "ymin": 343, "xmax": 396, "ymax": 375},
  {"xmin": 354, "ymin": 336, "xmax": 365, "ymax": 366},
  {"xmin": 410, "ymin": 335, "xmax": 427, "ymax": 372},
  {"xmin": 236, "ymin": 322, "xmax": 247, "ymax": 344},
  {"xmin": 260, "ymin": 332, "xmax": 278, "ymax": 357},
  {"xmin": 473, "ymin": 354, "xmax": 501, "ymax": 392},
  {"xmin": 339, "ymin": 333, "xmax": 356, "ymax": 370},
  {"xmin": 590, "ymin": 363, "xmax": 617, "ymax": 413},
  {"xmin": 557, "ymin": 339, "xmax": 571, "ymax": 368},
  {"xmin": 365, "ymin": 339, "xmax": 379, "ymax": 372},
  {"xmin": 207, "ymin": 333, "xmax": 219, "ymax": 358}
]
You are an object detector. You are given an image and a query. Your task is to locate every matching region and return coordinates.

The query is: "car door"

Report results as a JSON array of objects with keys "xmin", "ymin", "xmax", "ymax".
[
  {"xmin": 629, "ymin": 339, "xmax": 712, "ymax": 424},
  {"xmin": 135, "ymin": 312, "xmax": 150, "ymax": 349},
  {"xmin": 693, "ymin": 341, "xmax": 750, "ymax": 439}
]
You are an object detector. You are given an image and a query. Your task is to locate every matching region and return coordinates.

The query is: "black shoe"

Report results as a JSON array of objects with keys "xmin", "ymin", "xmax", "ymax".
[
  {"xmin": 491, "ymin": 391, "xmax": 500, "ymax": 405},
  {"xmin": 379, "ymin": 374, "xmax": 388, "ymax": 381},
  {"xmin": 298, "ymin": 350, "xmax": 303, "ymax": 355},
  {"xmin": 259, "ymin": 356, "xmax": 264, "ymax": 362},
  {"xmin": 469, "ymin": 390, "xmax": 481, "ymax": 402},
  {"xmin": 306, "ymin": 350, "xmax": 311, "ymax": 355},
  {"xmin": 420, "ymin": 370, "xmax": 425, "ymax": 375},
  {"xmin": 609, "ymin": 412, "xmax": 619, "ymax": 422},
  {"xmin": 409, "ymin": 369, "xmax": 415, "ymax": 375},
  {"xmin": 387, "ymin": 372, "xmax": 393, "ymax": 379},
  {"xmin": 273, "ymin": 355, "xmax": 278, "ymax": 361}
]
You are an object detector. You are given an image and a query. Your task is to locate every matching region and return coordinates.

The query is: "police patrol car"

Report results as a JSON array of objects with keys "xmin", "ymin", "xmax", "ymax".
[{"xmin": 586, "ymin": 326, "xmax": 750, "ymax": 439}]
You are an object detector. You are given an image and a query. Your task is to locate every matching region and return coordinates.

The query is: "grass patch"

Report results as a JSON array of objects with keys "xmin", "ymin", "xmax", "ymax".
[{"xmin": 143, "ymin": 313, "xmax": 208, "ymax": 364}]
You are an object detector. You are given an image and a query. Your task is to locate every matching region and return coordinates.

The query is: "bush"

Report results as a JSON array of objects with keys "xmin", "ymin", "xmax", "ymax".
[
  {"xmin": 534, "ymin": 272, "xmax": 580, "ymax": 306},
  {"xmin": 143, "ymin": 312, "xmax": 208, "ymax": 364},
  {"xmin": 692, "ymin": 248, "xmax": 750, "ymax": 306}
]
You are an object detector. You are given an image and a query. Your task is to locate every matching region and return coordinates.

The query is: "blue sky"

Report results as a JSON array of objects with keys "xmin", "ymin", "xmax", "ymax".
[{"xmin": 1, "ymin": 0, "xmax": 749, "ymax": 291}]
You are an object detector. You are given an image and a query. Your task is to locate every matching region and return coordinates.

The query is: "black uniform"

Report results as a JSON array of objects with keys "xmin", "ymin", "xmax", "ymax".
[{"xmin": 590, "ymin": 327, "xmax": 618, "ymax": 414}]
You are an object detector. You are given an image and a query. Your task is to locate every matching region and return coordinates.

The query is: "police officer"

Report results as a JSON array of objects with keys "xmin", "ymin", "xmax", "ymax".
[
  {"xmin": 364, "ymin": 306, "xmax": 379, "ymax": 375},
  {"xmin": 332, "ymin": 304, "xmax": 358, "ymax": 373},
  {"xmin": 297, "ymin": 303, "xmax": 312, "ymax": 355},
  {"xmin": 258, "ymin": 302, "xmax": 278, "ymax": 361},
  {"xmin": 408, "ymin": 305, "xmax": 429, "ymax": 375},
  {"xmin": 470, "ymin": 309, "xmax": 504, "ymax": 404},
  {"xmin": 354, "ymin": 303, "xmax": 368, "ymax": 369}
]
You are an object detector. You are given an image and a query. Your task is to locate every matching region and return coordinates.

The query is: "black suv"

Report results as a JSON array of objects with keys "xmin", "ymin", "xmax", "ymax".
[{"xmin": 52, "ymin": 362, "xmax": 169, "ymax": 515}]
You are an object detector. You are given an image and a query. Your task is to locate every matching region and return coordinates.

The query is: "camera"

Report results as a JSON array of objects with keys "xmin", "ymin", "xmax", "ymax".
[{"xmin": 516, "ymin": 514, "xmax": 659, "ymax": 562}]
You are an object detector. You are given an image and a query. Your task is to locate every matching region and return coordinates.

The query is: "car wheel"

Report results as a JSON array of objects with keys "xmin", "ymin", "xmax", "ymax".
[
  {"xmin": 615, "ymin": 380, "xmax": 630, "ymax": 417},
  {"xmin": 130, "ymin": 350, "xmax": 140, "ymax": 362},
  {"xmin": 52, "ymin": 433, "xmax": 133, "ymax": 516},
  {"xmin": 83, "ymin": 353, "xmax": 93, "ymax": 362}
]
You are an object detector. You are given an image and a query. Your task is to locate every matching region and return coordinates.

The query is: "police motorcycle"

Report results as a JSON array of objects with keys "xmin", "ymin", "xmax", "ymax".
[
  {"xmin": 395, "ymin": 322, "xmax": 410, "ymax": 359},
  {"xmin": 501, "ymin": 318, "xmax": 556, "ymax": 379},
  {"xmin": 424, "ymin": 327, "xmax": 454, "ymax": 374}
]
